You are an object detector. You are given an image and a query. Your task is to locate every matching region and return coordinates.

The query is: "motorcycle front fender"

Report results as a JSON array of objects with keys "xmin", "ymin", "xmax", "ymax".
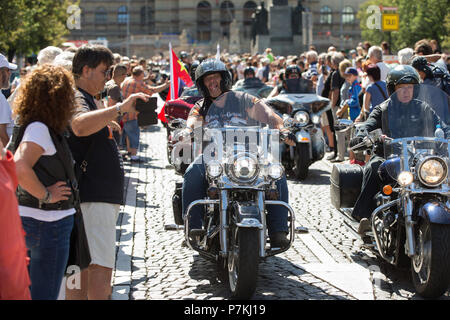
[
  {"xmin": 295, "ymin": 129, "xmax": 311, "ymax": 144},
  {"xmin": 231, "ymin": 202, "xmax": 263, "ymax": 229},
  {"xmin": 418, "ymin": 202, "xmax": 450, "ymax": 225}
]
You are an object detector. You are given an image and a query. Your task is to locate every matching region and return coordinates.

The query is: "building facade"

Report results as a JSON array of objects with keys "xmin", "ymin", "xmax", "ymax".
[{"xmin": 69, "ymin": 0, "xmax": 366, "ymax": 57}]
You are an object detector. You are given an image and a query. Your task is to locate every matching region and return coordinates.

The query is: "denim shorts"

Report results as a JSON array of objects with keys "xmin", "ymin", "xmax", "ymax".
[
  {"xmin": 122, "ymin": 119, "xmax": 140, "ymax": 149},
  {"xmin": 21, "ymin": 214, "xmax": 74, "ymax": 300}
]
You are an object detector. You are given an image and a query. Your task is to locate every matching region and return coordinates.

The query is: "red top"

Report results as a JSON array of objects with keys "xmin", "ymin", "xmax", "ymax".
[{"xmin": 0, "ymin": 150, "xmax": 31, "ymax": 300}]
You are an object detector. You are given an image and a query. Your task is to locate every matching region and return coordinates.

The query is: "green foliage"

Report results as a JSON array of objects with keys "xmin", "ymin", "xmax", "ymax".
[
  {"xmin": 0, "ymin": 0, "xmax": 75, "ymax": 58},
  {"xmin": 358, "ymin": 0, "xmax": 450, "ymax": 52}
]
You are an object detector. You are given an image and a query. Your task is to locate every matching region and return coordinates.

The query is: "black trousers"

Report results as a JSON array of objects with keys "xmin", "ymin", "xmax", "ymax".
[
  {"xmin": 352, "ymin": 155, "xmax": 384, "ymax": 221},
  {"xmin": 326, "ymin": 109, "xmax": 337, "ymax": 154}
]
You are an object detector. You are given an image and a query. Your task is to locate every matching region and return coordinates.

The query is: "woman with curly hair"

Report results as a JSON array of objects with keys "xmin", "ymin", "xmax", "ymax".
[{"xmin": 8, "ymin": 64, "xmax": 77, "ymax": 300}]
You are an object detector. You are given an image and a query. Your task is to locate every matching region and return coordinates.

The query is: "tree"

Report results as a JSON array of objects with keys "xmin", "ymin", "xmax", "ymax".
[
  {"xmin": 358, "ymin": 0, "xmax": 450, "ymax": 52},
  {"xmin": 0, "ymin": 0, "xmax": 74, "ymax": 60}
]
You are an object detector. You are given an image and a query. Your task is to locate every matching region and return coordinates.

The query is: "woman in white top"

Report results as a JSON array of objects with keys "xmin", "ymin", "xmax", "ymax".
[{"xmin": 10, "ymin": 64, "xmax": 77, "ymax": 300}]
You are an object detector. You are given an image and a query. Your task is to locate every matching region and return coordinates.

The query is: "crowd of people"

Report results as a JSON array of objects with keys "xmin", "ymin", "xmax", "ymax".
[{"xmin": 0, "ymin": 36, "xmax": 449, "ymax": 300}]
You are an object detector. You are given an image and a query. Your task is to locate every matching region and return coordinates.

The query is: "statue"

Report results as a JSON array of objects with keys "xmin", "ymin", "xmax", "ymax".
[
  {"xmin": 251, "ymin": 1, "xmax": 269, "ymax": 44},
  {"xmin": 292, "ymin": 0, "xmax": 305, "ymax": 35},
  {"xmin": 273, "ymin": 0, "xmax": 288, "ymax": 5}
]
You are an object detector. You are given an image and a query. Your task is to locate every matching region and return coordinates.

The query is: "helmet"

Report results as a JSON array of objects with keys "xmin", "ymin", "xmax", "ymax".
[
  {"xmin": 285, "ymin": 64, "xmax": 301, "ymax": 79},
  {"xmin": 244, "ymin": 67, "xmax": 255, "ymax": 78},
  {"xmin": 195, "ymin": 59, "xmax": 232, "ymax": 98},
  {"xmin": 179, "ymin": 51, "xmax": 189, "ymax": 60},
  {"xmin": 411, "ymin": 56, "xmax": 433, "ymax": 80},
  {"xmin": 189, "ymin": 60, "xmax": 200, "ymax": 83},
  {"xmin": 386, "ymin": 65, "xmax": 420, "ymax": 96}
]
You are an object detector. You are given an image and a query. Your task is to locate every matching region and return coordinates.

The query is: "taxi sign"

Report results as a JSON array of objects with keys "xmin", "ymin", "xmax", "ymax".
[{"xmin": 382, "ymin": 13, "xmax": 399, "ymax": 31}]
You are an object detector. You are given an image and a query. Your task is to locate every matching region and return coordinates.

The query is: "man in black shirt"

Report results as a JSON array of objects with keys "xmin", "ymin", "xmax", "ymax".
[{"xmin": 66, "ymin": 46, "xmax": 149, "ymax": 300}]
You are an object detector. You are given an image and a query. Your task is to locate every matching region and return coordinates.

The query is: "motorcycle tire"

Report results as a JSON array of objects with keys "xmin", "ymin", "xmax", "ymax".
[
  {"xmin": 294, "ymin": 143, "xmax": 310, "ymax": 180},
  {"xmin": 228, "ymin": 228, "xmax": 259, "ymax": 299},
  {"xmin": 411, "ymin": 220, "xmax": 450, "ymax": 298}
]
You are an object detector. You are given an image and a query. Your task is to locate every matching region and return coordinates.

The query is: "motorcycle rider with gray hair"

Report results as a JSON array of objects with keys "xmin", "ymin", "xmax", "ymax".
[{"xmin": 350, "ymin": 65, "xmax": 449, "ymax": 234}]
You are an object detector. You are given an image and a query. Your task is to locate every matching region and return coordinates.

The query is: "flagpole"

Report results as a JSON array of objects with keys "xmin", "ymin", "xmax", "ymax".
[{"xmin": 169, "ymin": 42, "xmax": 175, "ymax": 100}]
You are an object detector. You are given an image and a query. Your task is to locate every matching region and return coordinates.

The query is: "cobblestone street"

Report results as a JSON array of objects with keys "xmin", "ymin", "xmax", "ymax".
[{"xmin": 111, "ymin": 125, "xmax": 450, "ymax": 301}]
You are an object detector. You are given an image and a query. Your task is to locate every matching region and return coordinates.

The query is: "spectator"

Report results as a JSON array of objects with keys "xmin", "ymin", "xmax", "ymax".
[
  {"xmin": 381, "ymin": 41, "xmax": 391, "ymax": 55},
  {"xmin": 414, "ymin": 39, "xmax": 433, "ymax": 56},
  {"xmin": 53, "ymin": 51, "xmax": 75, "ymax": 72},
  {"xmin": 0, "ymin": 53, "xmax": 17, "ymax": 146},
  {"xmin": 326, "ymin": 52, "xmax": 346, "ymax": 161},
  {"xmin": 121, "ymin": 66, "xmax": 169, "ymax": 162},
  {"xmin": 355, "ymin": 64, "xmax": 388, "ymax": 122},
  {"xmin": 333, "ymin": 59, "xmax": 353, "ymax": 162},
  {"xmin": 66, "ymin": 45, "xmax": 150, "ymax": 300},
  {"xmin": 37, "ymin": 46, "xmax": 63, "ymax": 66},
  {"xmin": 339, "ymin": 67, "xmax": 362, "ymax": 164},
  {"xmin": 305, "ymin": 50, "xmax": 318, "ymax": 77},
  {"xmin": 315, "ymin": 53, "xmax": 328, "ymax": 96},
  {"xmin": 367, "ymin": 46, "xmax": 389, "ymax": 81},
  {"xmin": 398, "ymin": 48, "xmax": 414, "ymax": 65},
  {"xmin": 11, "ymin": 67, "xmax": 29, "ymax": 94},
  {"xmin": 430, "ymin": 39, "xmax": 441, "ymax": 54},
  {"xmin": 105, "ymin": 64, "xmax": 128, "ymax": 145},
  {"xmin": 0, "ymin": 140, "xmax": 31, "ymax": 300},
  {"xmin": 9, "ymin": 64, "xmax": 78, "ymax": 300}
]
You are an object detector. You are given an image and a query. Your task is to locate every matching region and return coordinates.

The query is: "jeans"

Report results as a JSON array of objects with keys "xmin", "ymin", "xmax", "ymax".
[
  {"xmin": 182, "ymin": 155, "xmax": 289, "ymax": 236},
  {"xmin": 122, "ymin": 119, "xmax": 140, "ymax": 149},
  {"xmin": 21, "ymin": 215, "xmax": 74, "ymax": 300}
]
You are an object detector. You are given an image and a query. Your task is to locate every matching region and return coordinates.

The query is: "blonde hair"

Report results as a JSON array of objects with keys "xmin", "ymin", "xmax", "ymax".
[{"xmin": 338, "ymin": 59, "xmax": 353, "ymax": 77}]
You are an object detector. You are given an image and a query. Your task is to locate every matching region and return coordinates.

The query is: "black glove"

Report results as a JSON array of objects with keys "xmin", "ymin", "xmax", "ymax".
[{"xmin": 350, "ymin": 136, "xmax": 364, "ymax": 148}]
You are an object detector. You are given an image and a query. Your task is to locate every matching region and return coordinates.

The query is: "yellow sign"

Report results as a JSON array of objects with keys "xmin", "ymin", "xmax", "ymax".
[{"xmin": 382, "ymin": 13, "xmax": 399, "ymax": 31}]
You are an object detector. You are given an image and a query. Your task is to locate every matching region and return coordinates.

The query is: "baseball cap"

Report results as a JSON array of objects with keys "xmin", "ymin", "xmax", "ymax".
[
  {"xmin": 344, "ymin": 67, "xmax": 358, "ymax": 76},
  {"xmin": 0, "ymin": 54, "xmax": 18, "ymax": 70}
]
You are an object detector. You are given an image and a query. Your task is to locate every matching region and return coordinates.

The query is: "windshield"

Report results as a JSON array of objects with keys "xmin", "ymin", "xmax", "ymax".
[
  {"xmin": 383, "ymin": 84, "xmax": 449, "ymax": 178},
  {"xmin": 266, "ymin": 93, "xmax": 330, "ymax": 115}
]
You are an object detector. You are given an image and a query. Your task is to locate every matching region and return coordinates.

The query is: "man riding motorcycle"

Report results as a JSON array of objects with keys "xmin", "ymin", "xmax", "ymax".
[
  {"xmin": 178, "ymin": 59, "xmax": 295, "ymax": 248},
  {"xmin": 350, "ymin": 65, "xmax": 449, "ymax": 233}
]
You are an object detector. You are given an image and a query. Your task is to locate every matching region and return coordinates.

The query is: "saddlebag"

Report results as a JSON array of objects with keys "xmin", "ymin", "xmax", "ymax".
[
  {"xmin": 172, "ymin": 182, "xmax": 184, "ymax": 225},
  {"xmin": 330, "ymin": 163, "xmax": 364, "ymax": 209}
]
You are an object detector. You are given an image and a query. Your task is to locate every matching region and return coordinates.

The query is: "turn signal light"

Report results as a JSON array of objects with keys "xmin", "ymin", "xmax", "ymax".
[{"xmin": 383, "ymin": 185, "xmax": 393, "ymax": 195}]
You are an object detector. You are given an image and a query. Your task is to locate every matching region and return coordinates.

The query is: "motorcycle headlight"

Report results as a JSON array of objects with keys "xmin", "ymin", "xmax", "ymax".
[
  {"xmin": 206, "ymin": 160, "xmax": 223, "ymax": 178},
  {"xmin": 294, "ymin": 111, "xmax": 310, "ymax": 126},
  {"xmin": 231, "ymin": 156, "xmax": 258, "ymax": 182},
  {"xmin": 398, "ymin": 171, "xmax": 414, "ymax": 187},
  {"xmin": 268, "ymin": 163, "xmax": 284, "ymax": 180},
  {"xmin": 418, "ymin": 157, "xmax": 448, "ymax": 187}
]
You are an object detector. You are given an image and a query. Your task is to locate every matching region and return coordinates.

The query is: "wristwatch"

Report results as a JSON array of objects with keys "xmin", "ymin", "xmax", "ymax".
[
  {"xmin": 116, "ymin": 104, "xmax": 124, "ymax": 116},
  {"xmin": 39, "ymin": 188, "xmax": 52, "ymax": 204}
]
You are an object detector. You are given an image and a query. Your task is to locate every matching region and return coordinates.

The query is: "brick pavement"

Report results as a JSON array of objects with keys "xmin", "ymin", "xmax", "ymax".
[{"xmin": 111, "ymin": 125, "xmax": 449, "ymax": 300}]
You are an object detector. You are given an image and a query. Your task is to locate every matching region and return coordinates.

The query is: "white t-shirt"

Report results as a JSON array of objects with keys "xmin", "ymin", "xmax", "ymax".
[
  {"xmin": 18, "ymin": 121, "xmax": 75, "ymax": 222},
  {"xmin": 377, "ymin": 62, "xmax": 390, "ymax": 81},
  {"xmin": 0, "ymin": 92, "xmax": 14, "ymax": 139}
]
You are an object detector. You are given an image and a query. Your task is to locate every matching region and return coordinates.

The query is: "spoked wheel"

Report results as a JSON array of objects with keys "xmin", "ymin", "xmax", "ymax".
[
  {"xmin": 293, "ymin": 143, "xmax": 310, "ymax": 180},
  {"xmin": 228, "ymin": 228, "xmax": 259, "ymax": 299},
  {"xmin": 411, "ymin": 220, "xmax": 450, "ymax": 298}
]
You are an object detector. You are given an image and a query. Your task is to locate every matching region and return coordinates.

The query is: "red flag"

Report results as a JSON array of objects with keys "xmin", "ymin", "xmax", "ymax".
[{"xmin": 158, "ymin": 46, "xmax": 193, "ymax": 123}]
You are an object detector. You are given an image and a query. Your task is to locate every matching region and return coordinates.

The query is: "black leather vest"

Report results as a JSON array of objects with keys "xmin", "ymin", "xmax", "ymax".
[{"xmin": 8, "ymin": 124, "xmax": 75, "ymax": 210}]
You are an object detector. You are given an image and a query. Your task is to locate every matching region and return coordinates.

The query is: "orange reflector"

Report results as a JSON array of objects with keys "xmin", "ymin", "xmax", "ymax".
[
  {"xmin": 301, "ymin": 137, "xmax": 309, "ymax": 142},
  {"xmin": 383, "ymin": 185, "xmax": 392, "ymax": 195}
]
